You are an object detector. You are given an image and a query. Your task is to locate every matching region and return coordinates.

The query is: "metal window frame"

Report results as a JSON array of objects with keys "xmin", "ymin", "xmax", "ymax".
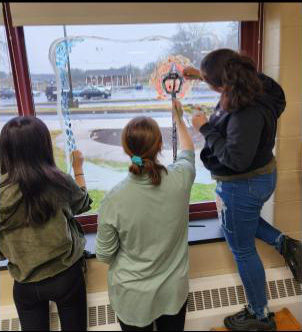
[{"xmin": 2, "ymin": 3, "xmax": 264, "ymax": 234}]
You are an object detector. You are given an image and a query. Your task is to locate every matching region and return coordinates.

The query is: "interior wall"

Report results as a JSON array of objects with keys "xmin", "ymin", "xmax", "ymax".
[
  {"xmin": 1, "ymin": 3, "xmax": 301, "ymax": 307},
  {"xmin": 263, "ymin": 3, "xmax": 302, "ymax": 240}
]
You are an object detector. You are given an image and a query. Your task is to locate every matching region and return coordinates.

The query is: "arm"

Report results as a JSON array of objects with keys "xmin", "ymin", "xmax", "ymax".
[
  {"xmin": 69, "ymin": 150, "xmax": 92, "ymax": 215},
  {"xmin": 172, "ymin": 99, "xmax": 194, "ymax": 151},
  {"xmin": 199, "ymin": 110, "xmax": 265, "ymax": 172},
  {"xmin": 171, "ymin": 99, "xmax": 196, "ymax": 185},
  {"xmin": 72, "ymin": 150, "xmax": 86, "ymax": 188},
  {"xmin": 95, "ymin": 200, "xmax": 119, "ymax": 265},
  {"xmin": 183, "ymin": 66, "xmax": 203, "ymax": 81}
]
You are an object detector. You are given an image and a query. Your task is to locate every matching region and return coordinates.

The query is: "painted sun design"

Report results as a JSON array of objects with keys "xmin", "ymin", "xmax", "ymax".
[{"xmin": 149, "ymin": 55, "xmax": 193, "ymax": 100}]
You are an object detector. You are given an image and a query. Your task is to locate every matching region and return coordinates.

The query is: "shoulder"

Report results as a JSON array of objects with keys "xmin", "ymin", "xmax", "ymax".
[{"xmin": 100, "ymin": 177, "xmax": 129, "ymax": 209}]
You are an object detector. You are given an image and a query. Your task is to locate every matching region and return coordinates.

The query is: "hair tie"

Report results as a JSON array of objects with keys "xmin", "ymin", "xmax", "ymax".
[{"xmin": 131, "ymin": 155, "xmax": 143, "ymax": 166}]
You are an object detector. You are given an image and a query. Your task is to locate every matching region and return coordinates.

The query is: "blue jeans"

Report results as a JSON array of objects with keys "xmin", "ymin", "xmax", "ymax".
[{"xmin": 216, "ymin": 170, "xmax": 283, "ymax": 319}]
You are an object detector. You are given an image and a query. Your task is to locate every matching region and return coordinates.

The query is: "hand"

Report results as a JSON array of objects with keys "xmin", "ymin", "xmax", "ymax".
[
  {"xmin": 183, "ymin": 66, "xmax": 203, "ymax": 80},
  {"xmin": 192, "ymin": 111, "xmax": 208, "ymax": 131},
  {"xmin": 172, "ymin": 98, "xmax": 183, "ymax": 124},
  {"xmin": 71, "ymin": 150, "xmax": 84, "ymax": 172}
]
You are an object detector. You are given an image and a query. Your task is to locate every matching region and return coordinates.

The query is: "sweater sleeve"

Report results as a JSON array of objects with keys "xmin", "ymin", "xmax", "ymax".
[
  {"xmin": 66, "ymin": 175, "xmax": 93, "ymax": 215},
  {"xmin": 200, "ymin": 109, "xmax": 265, "ymax": 172},
  {"xmin": 95, "ymin": 199, "xmax": 119, "ymax": 265},
  {"xmin": 168, "ymin": 150, "xmax": 196, "ymax": 188}
]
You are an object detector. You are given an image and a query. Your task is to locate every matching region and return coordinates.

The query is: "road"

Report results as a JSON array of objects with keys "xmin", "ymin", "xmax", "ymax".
[{"xmin": 0, "ymin": 87, "xmax": 220, "ymax": 111}]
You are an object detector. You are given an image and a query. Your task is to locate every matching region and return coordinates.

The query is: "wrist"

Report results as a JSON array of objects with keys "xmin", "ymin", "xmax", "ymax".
[{"xmin": 75, "ymin": 173, "xmax": 84, "ymax": 177}]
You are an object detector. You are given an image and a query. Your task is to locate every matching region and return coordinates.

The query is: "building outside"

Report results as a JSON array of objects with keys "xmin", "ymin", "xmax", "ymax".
[{"xmin": 85, "ymin": 68, "xmax": 132, "ymax": 87}]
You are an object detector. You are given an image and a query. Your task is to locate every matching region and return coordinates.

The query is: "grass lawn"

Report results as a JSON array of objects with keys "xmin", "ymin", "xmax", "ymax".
[
  {"xmin": 50, "ymin": 130, "xmax": 216, "ymax": 214},
  {"xmin": 86, "ymin": 183, "xmax": 216, "ymax": 214},
  {"xmin": 190, "ymin": 182, "xmax": 216, "ymax": 203},
  {"xmin": 50, "ymin": 130, "xmax": 67, "ymax": 173}
]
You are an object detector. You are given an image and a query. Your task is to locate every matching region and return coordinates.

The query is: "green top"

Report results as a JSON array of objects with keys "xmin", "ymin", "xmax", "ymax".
[
  {"xmin": 212, "ymin": 156, "xmax": 276, "ymax": 181},
  {"xmin": 0, "ymin": 173, "xmax": 92, "ymax": 283},
  {"xmin": 95, "ymin": 150, "xmax": 196, "ymax": 327}
]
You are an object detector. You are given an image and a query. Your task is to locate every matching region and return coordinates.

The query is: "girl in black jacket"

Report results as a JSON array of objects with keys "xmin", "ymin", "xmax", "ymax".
[{"xmin": 178, "ymin": 49, "xmax": 302, "ymax": 331}]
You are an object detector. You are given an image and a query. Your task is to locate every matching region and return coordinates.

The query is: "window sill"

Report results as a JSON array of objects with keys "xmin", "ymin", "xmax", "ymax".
[{"xmin": 0, "ymin": 217, "xmax": 224, "ymax": 271}]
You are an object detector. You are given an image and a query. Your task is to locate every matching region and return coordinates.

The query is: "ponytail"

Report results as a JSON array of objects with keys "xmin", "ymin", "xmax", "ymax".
[
  {"xmin": 129, "ymin": 158, "xmax": 167, "ymax": 186},
  {"xmin": 201, "ymin": 49, "xmax": 263, "ymax": 111},
  {"xmin": 122, "ymin": 117, "xmax": 167, "ymax": 186}
]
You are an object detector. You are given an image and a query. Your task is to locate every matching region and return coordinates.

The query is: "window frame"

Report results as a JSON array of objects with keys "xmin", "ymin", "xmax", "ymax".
[{"xmin": 3, "ymin": 3, "xmax": 263, "ymax": 233}]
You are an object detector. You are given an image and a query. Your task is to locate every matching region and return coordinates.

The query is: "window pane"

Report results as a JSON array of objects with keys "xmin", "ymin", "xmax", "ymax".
[
  {"xmin": 0, "ymin": 26, "xmax": 19, "ymax": 129},
  {"xmin": 24, "ymin": 22, "xmax": 239, "ymax": 213}
]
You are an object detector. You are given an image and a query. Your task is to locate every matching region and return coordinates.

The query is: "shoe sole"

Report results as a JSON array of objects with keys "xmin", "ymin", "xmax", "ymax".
[
  {"xmin": 224, "ymin": 317, "xmax": 277, "ymax": 331},
  {"xmin": 288, "ymin": 242, "xmax": 302, "ymax": 283}
]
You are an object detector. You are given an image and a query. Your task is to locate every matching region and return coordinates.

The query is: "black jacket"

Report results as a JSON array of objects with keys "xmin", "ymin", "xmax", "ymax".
[{"xmin": 199, "ymin": 73, "xmax": 286, "ymax": 176}]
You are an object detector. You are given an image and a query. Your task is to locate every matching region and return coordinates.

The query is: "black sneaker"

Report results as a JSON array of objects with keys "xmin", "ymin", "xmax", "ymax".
[
  {"xmin": 224, "ymin": 306, "xmax": 277, "ymax": 331},
  {"xmin": 280, "ymin": 236, "xmax": 302, "ymax": 283}
]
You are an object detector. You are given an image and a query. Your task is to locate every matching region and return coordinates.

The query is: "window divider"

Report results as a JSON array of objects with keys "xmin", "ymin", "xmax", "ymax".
[{"xmin": 2, "ymin": 3, "xmax": 35, "ymax": 117}]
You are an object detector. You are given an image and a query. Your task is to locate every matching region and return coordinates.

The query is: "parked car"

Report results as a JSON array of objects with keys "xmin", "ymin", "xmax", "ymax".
[
  {"xmin": 45, "ymin": 85, "xmax": 57, "ymax": 101},
  {"xmin": 0, "ymin": 88, "xmax": 15, "ymax": 99},
  {"xmin": 135, "ymin": 83, "xmax": 143, "ymax": 90},
  {"xmin": 45, "ymin": 85, "xmax": 81, "ymax": 101},
  {"xmin": 79, "ymin": 86, "xmax": 111, "ymax": 99}
]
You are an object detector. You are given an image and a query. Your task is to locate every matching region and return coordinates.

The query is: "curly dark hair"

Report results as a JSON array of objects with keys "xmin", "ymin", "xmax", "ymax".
[{"xmin": 201, "ymin": 49, "xmax": 263, "ymax": 111}]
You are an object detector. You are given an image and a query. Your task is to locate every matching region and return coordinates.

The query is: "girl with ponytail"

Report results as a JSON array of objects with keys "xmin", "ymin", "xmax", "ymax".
[
  {"xmin": 96, "ymin": 114, "xmax": 195, "ymax": 331},
  {"xmin": 182, "ymin": 49, "xmax": 301, "ymax": 331}
]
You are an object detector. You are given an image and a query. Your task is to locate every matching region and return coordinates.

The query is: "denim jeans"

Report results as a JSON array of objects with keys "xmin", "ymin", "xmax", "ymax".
[
  {"xmin": 13, "ymin": 258, "xmax": 87, "ymax": 331},
  {"xmin": 216, "ymin": 170, "xmax": 283, "ymax": 319}
]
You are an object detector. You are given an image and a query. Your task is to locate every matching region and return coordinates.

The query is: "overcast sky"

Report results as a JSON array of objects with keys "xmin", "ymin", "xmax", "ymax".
[{"xmin": 1, "ymin": 22, "xmax": 236, "ymax": 74}]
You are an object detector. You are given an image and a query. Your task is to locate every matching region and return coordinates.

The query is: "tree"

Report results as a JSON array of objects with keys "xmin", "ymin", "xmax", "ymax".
[
  {"xmin": 168, "ymin": 24, "xmax": 223, "ymax": 67},
  {"xmin": 223, "ymin": 22, "xmax": 239, "ymax": 50},
  {"xmin": 70, "ymin": 68, "xmax": 86, "ymax": 84}
]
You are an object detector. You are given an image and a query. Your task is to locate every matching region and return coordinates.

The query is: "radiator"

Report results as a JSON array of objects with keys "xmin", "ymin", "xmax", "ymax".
[{"xmin": 1, "ymin": 267, "xmax": 301, "ymax": 331}]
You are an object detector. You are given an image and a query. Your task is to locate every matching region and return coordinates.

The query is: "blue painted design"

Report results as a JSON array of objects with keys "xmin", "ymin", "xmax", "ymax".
[{"xmin": 54, "ymin": 38, "xmax": 84, "ymax": 153}]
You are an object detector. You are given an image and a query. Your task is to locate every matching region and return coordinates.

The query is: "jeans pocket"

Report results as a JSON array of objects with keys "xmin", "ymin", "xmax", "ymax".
[{"xmin": 248, "ymin": 172, "xmax": 276, "ymax": 201}]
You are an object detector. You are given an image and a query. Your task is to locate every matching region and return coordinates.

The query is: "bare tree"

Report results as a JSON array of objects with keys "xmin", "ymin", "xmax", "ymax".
[
  {"xmin": 168, "ymin": 24, "xmax": 223, "ymax": 66},
  {"xmin": 223, "ymin": 22, "xmax": 239, "ymax": 50}
]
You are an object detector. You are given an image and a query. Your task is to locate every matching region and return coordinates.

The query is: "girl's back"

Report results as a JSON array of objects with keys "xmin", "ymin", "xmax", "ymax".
[
  {"xmin": 0, "ymin": 173, "xmax": 90, "ymax": 282},
  {"xmin": 96, "ymin": 116, "xmax": 195, "ymax": 327}
]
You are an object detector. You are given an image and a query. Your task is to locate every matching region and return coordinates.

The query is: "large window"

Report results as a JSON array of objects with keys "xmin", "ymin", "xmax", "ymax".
[{"xmin": 24, "ymin": 22, "xmax": 239, "ymax": 214}]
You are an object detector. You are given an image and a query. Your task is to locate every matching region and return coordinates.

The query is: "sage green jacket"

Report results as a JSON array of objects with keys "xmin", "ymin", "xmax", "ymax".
[
  {"xmin": 96, "ymin": 150, "xmax": 196, "ymax": 327},
  {"xmin": 0, "ymin": 173, "xmax": 92, "ymax": 283}
]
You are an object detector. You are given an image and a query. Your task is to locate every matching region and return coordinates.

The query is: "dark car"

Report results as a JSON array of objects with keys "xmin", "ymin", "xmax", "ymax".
[
  {"xmin": 0, "ymin": 88, "xmax": 15, "ymax": 99},
  {"xmin": 45, "ymin": 85, "xmax": 57, "ymax": 101},
  {"xmin": 79, "ymin": 86, "xmax": 111, "ymax": 99}
]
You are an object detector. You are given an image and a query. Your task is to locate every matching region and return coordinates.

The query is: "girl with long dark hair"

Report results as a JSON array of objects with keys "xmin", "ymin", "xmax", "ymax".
[
  {"xmin": 0, "ymin": 116, "xmax": 92, "ymax": 331},
  {"xmin": 96, "ymin": 113, "xmax": 195, "ymax": 331},
  {"xmin": 180, "ymin": 49, "xmax": 302, "ymax": 331}
]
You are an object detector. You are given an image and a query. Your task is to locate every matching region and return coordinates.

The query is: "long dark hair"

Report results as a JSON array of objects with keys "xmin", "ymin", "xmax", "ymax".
[
  {"xmin": 201, "ymin": 48, "xmax": 263, "ymax": 111},
  {"xmin": 0, "ymin": 116, "xmax": 72, "ymax": 225},
  {"xmin": 122, "ymin": 116, "xmax": 167, "ymax": 186}
]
